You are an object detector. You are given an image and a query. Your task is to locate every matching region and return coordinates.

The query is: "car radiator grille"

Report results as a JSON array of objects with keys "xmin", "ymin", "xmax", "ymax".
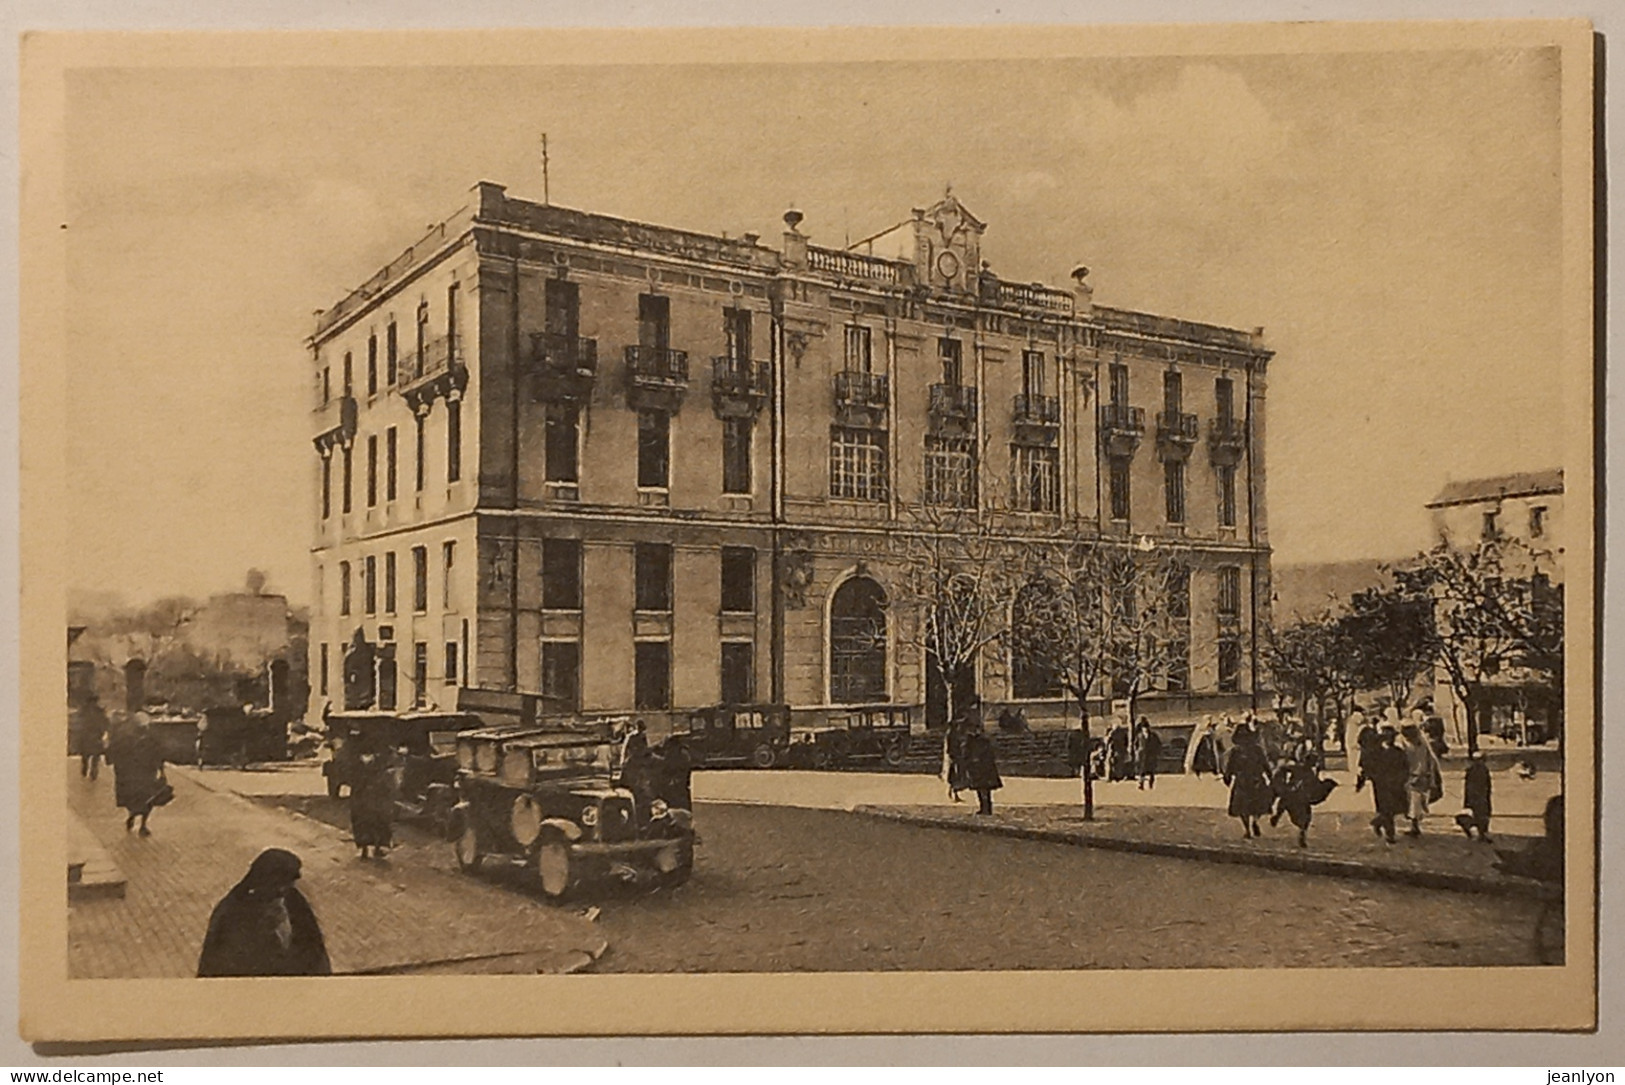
[{"xmin": 597, "ymin": 796, "xmax": 637, "ymax": 843}]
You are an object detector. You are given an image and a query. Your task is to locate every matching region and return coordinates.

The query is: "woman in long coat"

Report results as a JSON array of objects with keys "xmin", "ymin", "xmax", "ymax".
[
  {"xmin": 1185, "ymin": 717, "xmax": 1219, "ymax": 778},
  {"xmin": 109, "ymin": 715, "xmax": 166, "ymax": 835},
  {"xmin": 963, "ymin": 729, "xmax": 1002, "ymax": 816},
  {"xmin": 1400, "ymin": 723, "xmax": 1443, "ymax": 837},
  {"xmin": 348, "ymin": 749, "xmax": 397, "ymax": 859},
  {"xmin": 1223, "ymin": 725, "xmax": 1274, "ymax": 838},
  {"xmin": 197, "ymin": 848, "xmax": 331, "ymax": 977},
  {"xmin": 1357, "ymin": 726, "xmax": 1410, "ymax": 843},
  {"xmin": 1106, "ymin": 720, "xmax": 1132, "ymax": 782}
]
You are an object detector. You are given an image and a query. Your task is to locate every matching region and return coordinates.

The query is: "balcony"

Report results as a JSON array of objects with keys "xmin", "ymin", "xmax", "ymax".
[
  {"xmin": 1099, "ymin": 402, "xmax": 1145, "ymax": 457},
  {"xmin": 1156, "ymin": 409, "xmax": 1200, "ymax": 462},
  {"xmin": 529, "ymin": 332, "xmax": 598, "ymax": 404},
  {"xmin": 1208, "ymin": 416, "xmax": 1247, "ymax": 466},
  {"xmin": 400, "ymin": 334, "xmax": 467, "ymax": 413},
  {"xmin": 313, "ymin": 394, "xmax": 358, "ymax": 455},
  {"xmin": 1011, "ymin": 393, "xmax": 1060, "ymax": 444},
  {"xmin": 624, "ymin": 345, "xmax": 689, "ymax": 413},
  {"xmin": 711, "ymin": 356, "xmax": 770, "ymax": 419},
  {"xmin": 833, "ymin": 369, "xmax": 889, "ymax": 428},
  {"xmin": 928, "ymin": 383, "xmax": 979, "ymax": 438}
]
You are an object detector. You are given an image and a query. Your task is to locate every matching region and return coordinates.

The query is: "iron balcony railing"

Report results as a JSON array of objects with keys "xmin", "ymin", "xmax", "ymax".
[
  {"xmin": 1012, "ymin": 393, "xmax": 1061, "ymax": 427},
  {"xmin": 531, "ymin": 332, "xmax": 598, "ymax": 375},
  {"xmin": 1209, "ymin": 416, "xmax": 1246, "ymax": 446},
  {"xmin": 1157, "ymin": 409, "xmax": 1200, "ymax": 442},
  {"xmin": 834, "ymin": 369, "xmax": 890, "ymax": 410},
  {"xmin": 399, "ymin": 333, "xmax": 464, "ymax": 388},
  {"xmin": 625, "ymin": 345, "xmax": 689, "ymax": 385},
  {"xmin": 929, "ymin": 383, "xmax": 979, "ymax": 420},
  {"xmin": 711, "ymin": 356, "xmax": 771, "ymax": 398},
  {"xmin": 1100, "ymin": 403, "xmax": 1146, "ymax": 433}
]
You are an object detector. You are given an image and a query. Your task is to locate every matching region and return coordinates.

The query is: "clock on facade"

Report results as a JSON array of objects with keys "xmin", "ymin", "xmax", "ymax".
[{"xmin": 935, "ymin": 249, "xmax": 962, "ymax": 280}]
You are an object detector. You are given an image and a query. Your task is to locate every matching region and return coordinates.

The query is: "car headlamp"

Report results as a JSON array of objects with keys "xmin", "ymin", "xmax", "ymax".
[
  {"xmin": 580, "ymin": 804, "xmax": 600, "ymax": 827},
  {"xmin": 649, "ymin": 799, "xmax": 670, "ymax": 819}
]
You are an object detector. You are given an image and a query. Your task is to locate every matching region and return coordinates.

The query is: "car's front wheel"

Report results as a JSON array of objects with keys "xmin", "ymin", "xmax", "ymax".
[{"xmin": 535, "ymin": 833, "xmax": 575, "ymax": 901}]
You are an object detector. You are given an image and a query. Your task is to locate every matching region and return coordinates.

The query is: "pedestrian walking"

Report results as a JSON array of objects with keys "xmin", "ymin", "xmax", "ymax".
[
  {"xmin": 1356, "ymin": 725, "xmax": 1410, "ymax": 844},
  {"xmin": 1106, "ymin": 718, "xmax": 1132, "ymax": 782},
  {"xmin": 1213, "ymin": 714, "xmax": 1236, "ymax": 776},
  {"xmin": 1134, "ymin": 717, "xmax": 1162, "ymax": 790},
  {"xmin": 963, "ymin": 727, "xmax": 1002, "ymax": 815},
  {"xmin": 349, "ymin": 746, "xmax": 396, "ymax": 859},
  {"xmin": 945, "ymin": 719, "xmax": 972, "ymax": 802},
  {"xmin": 70, "ymin": 695, "xmax": 109, "ymax": 781},
  {"xmin": 1400, "ymin": 723, "xmax": 1443, "ymax": 837},
  {"xmin": 108, "ymin": 712, "xmax": 168, "ymax": 836},
  {"xmin": 1223, "ymin": 723, "xmax": 1273, "ymax": 838},
  {"xmin": 197, "ymin": 848, "xmax": 332, "ymax": 977},
  {"xmin": 1455, "ymin": 749, "xmax": 1493, "ymax": 842},
  {"xmin": 658, "ymin": 734, "xmax": 694, "ymax": 810},
  {"xmin": 1185, "ymin": 716, "xmax": 1219, "ymax": 778},
  {"xmin": 1269, "ymin": 749, "xmax": 1338, "ymax": 848},
  {"xmin": 1417, "ymin": 703, "xmax": 1449, "ymax": 758}
]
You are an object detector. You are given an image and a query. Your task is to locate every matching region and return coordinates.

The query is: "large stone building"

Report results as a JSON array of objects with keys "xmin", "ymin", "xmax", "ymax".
[{"xmin": 306, "ymin": 181, "xmax": 1273, "ymax": 730}]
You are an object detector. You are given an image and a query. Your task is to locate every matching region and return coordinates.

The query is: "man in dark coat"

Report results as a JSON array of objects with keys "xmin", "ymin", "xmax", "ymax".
[
  {"xmin": 659, "ymin": 735, "xmax": 694, "ymax": 810},
  {"xmin": 963, "ymin": 729, "xmax": 1002, "ymax": 816},
  {"xmin": 1224, "ymin": 724, "xmax": 1273, "ymax": 837},
  {"xmin": 1269, "ymin": 750, "xmax": 1338, "ymax": 847},
  {"xmin": 1356, "ymin": 726, "xmax": 1410, "ymax": 844},
  {"xmin": 197, "ymin": 849, "xmax": 332, "ymax": 977},
  {"xmin": 109, "ymin": 715, "xmax": 166, "ymax": 836},
  {"xmin": 1106, "ymin": 720, "xmax": 1132, "ymax": 782},
  {"xmin": 1456, "ymin": 750, "xmax": 1493, "ymax": 841},
  {"xmin": 1133, "ymin": 718, "xmax": 1162, "ymax": 790},
  {"xmin": 348, "ymin": 749, "xmax": 396, "ymax": 859},
  {"xmin": 71, "ymin": 697, "xmax": 109, "ymax": 780}
]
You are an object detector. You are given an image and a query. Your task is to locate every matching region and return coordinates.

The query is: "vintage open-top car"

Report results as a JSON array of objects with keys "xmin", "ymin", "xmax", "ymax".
[{"xmin": 448, "ymin": 722, "xmax": 696, "ymax": 900}]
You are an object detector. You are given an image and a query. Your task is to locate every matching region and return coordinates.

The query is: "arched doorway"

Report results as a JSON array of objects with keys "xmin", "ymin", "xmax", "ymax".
[
  {"xmin": 925, "ymin": 652, "xmax": 978, "ymax": 729},
  {"xmin": 829, "ymin": 575, "xmax": 888, "ymax": 704}
]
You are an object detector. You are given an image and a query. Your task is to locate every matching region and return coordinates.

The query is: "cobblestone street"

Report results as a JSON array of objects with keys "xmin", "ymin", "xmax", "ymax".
[{"xmin": 261, "ymin": 789, "xmax": 1550, "ymax": 974}]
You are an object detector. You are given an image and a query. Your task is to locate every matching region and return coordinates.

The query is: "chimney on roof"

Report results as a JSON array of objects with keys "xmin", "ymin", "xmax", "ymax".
[{"xmin": 782, "ymin": 209, "xmax": 807, "ymax": 269}]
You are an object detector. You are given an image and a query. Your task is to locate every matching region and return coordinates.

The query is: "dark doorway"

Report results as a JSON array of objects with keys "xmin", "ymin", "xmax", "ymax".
[{"xmin": 924, "ymin": 651, "xmax": 978, "ymax": 729}]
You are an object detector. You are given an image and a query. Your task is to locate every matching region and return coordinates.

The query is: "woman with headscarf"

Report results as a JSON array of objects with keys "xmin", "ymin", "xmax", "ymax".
[
  {"xmin": 1223, "ymin": 723, "xmax": 1274, "ymax": 838},
  {"xmin": 108, "ymin": 713, "xmax": 167, "ymax": 836},
  {"xmin": 197, "ymin": 848, "xmax": 331, "ymax": 977},
  {"xmin": 1400, "ymin": 722, "xmax": 1444, "ymax": 837},
  {"xmin": 1185, "ymin": 716, "xmax": 1219, "ymax": 778},
  {"xmin": 348, "ymin": 744, "xmax": 397, "ymax": 859},
  {"xmin": 1133, "ymin": 717, "xmax": 1162, "ymax": 790},
  {"xmin": 1212, "ymin": 714, "xmax": 1236, "ymax": 777}
]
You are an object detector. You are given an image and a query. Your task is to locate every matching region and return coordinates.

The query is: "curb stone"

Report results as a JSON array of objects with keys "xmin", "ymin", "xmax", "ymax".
[{"xmin": 851, "ymin": 805, "xmax": 1560, "ymax": 901}]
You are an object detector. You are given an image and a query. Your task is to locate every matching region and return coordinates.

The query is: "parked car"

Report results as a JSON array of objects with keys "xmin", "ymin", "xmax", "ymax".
[
  {"xmin": 682, "ymin": 704, "xmax": 791, "ymax": 768},
  {"xmin": 320, "ymin": 710, "xmax": 484, "ymax": 832},
  {"xmin": 447, "ymin": 723, "xmax": 696, "ymax": 900},
  {"xmin": 786, "ymin": 704, "xmax": 915, "ymax": 769}
]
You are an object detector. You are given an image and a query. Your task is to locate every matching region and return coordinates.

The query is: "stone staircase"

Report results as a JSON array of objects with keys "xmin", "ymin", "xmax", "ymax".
[{"xmin": 873, "ymin": 729, "xmax": 1077, "ymax": 779}]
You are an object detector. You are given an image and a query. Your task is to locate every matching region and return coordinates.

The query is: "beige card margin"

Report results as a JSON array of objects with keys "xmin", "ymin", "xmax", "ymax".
[{"xmin": 16, "ymin": 19, "xmax": 1597, "ymax": 1043}]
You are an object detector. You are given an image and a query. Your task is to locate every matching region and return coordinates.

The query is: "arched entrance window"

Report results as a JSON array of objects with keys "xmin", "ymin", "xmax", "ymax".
[
  {"xmin": 829, "ymin": 576, "xmax": 887, "ymax": 704},
  {"xmin": 1010, "ymin": 580, "xmax": 1063, "ymax": 700}
]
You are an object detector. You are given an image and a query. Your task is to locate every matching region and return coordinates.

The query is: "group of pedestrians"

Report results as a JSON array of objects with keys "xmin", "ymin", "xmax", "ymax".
[
  {"xmin": 944, "ymin": 698, "xmax": 1004, "ymax": 815},
  {"xmin": 1347, "ymin": 703, "xmax": 1490, "ymax": 844},
  {"xmin": 1099, "ymin": 717, "xmax": 1164, "ymax": 790}
]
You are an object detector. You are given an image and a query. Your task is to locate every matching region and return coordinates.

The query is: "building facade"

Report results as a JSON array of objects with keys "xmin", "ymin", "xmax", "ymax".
[{"xmin": 307, "ymin": 181, "xmax": 1274, "ymax": 730}]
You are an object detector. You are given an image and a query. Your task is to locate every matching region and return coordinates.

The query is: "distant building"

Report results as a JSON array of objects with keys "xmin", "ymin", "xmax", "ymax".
[
  {"xmin": 1427, "ymin": 468, "xmax": 1564, "ymax": 573},
  {"xmin": 306, "ymin": 181, "xmax": 1276, "ymax": 729}
]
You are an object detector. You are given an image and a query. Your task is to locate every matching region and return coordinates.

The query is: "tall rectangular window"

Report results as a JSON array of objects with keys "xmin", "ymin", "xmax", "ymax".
[
  {"xmin": 378, "ymin": 645, "xmax": 397, "ymax": 711},
  {"xmin": 1216, "ymin": 376, "xmax": 1235, "ymax": 423},
  {"xmin": 545, "ymin": 279, "xmax": 580, "ymax": 337},
  {"xmin": 446, "ymin": 399, "xmax": 462, "ymax": 483},
  {"xmin": 1109, "ymin": 363, "xmax": 1130, "ymax": 406},
  {"xmin": 1167, "ymin": 569, "xmax": 1191, "ymax": 692},
  {"xmin": 634, "ymin": 641, "xmax": 672, "ymax": 710},
  {"xmin": 1163, "ymin": 370, "xmax": 1183, "ymax": 414},
  {"xmin": 339, "ymin": 561, "xmax": 351, "ymax": 616},
  {"xmin": 321, "ymin": 456, "xmax": 332, "ymax": 519},
  {"xmin": 1022, "ymin": 350, "xmax": 1045, "ymax": 397},
  {"xmin": 722, "ymin": 417, "xmax": 752, "ymax": 495},
  {"xmin": 1109, "ymin": 456, "xmax": 1131, "ymax": 521},
  {"xmin": 1218, "ymin": 566, "xmax": 1242, "ymax": 620},
  {"xmin": 413, "ymin": 642, "xmax": 428, "ymax": 708},
  {"xmin": 344, "ymin": 352, "xmax": 354, "ymax": 397},
  {"xmin": 412, "ymin": 546, "xmax": 428, "ymax": 612},
  {"xmin": 1218, "ymin": 637, "xmax": 1242, "ymax": 693},
  {"xmin": 635, "ymin": 543, "xmax": 673, "ymax": 612},
  {"xmin": 638, "ymin": 294, "xmax": 671, "ymax": 351},
  {"xmin": 416, "ymin": 301, "xmax": 429, "ymax": 367},
  {"xmin": 321, "ymin": 366, "xmax": 331, "ymax": 404},
  {"xmin": 366, "ymin": 435, "xmax": 378, "ymax": 508},
  {"xmin": 442, "ymin": 541, "xmax": 456, "ymax": 610},
  {"xmin": 364, "ymin": 555, "xmax": 377, "ymax": 615},
  {"xmin": 446, "ymin": 283, "xmax": 459, "ymax": 345},
  {"xmin": 385, "ymin": 427, "xmax": 398, "ymax": 501},
  {"xmin": 342, "ymin": 446, "xmax": 353, "ymax": 513},
  {"xmin": 542, "ymin": 538, "xmax": 583, "ymax": 610},
  {"xmin": 725, "ymin": 307, "xmax": 752, "ymax": 362},
  {"xmin": 1530, "ymin": 505, "xmax": 1548, "ymax": 538},
  {"xmin": 368, "ymin": 333, "xmax": 379, "ymax": 390},
  {"xmin": 1013, "ymin": 444, "xmax": 1059, "ymax": 513},
  {"xmin": 720, "ymin": 547, "xmax": 755, "ymax": 613},
  {"xmin": 844, "ymin": 325, "xmax": 872, "ymax": 372},
  {"xmin": 721, "ymin": 642, "xmax": 755, "ymax": 705},
  {"xmin": 637, "ymin": 410, "xmax": 670, "ymax": 489},
  {"xmin": 542, "ymin": 641, "xmax": 582, "ymax": 711},
  {"xmin": 319, "ymin": 643, "xmax": 329, "ymax": 697},
  {"xmin": 384, "ymin": 551, "xmax": 397, "ymax": 614},
  {"xmin": 414, "ymin": 414, "xmax": 425, "ymax": 492},
  {"xmin": 444, "ymin": 641, "xmax": 459, "ymax": 685},
  {"xmin": 545, "ymin": 404, "xmax": 580, "ymax": 483},
  {"xmin": 1218, "ymin": 463, "xmax": 1237, "ymax": 527},
  {"xmin": 386, "ymin": 321, "xmax": 398, "ymax": 385},
  {"xmin": 925, "ymin": 436, "xmax": 977, "ymax": 507},
  {"xmin": 1164, "ymin": 460, "xmax": 1186, "ymax": 524},
  {"xmin": 830, "ymin": 426, "xmax": 888, "ymax": 501},
  {"xmin": 938, "ymin": 337, "xmax": 963, "ymax": 387}
]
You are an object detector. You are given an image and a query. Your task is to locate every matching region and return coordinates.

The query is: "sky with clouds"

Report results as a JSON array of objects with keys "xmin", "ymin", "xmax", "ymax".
[{"xmin": 61, "ymin": 45, "xmax": 1566, "ymax": 607}]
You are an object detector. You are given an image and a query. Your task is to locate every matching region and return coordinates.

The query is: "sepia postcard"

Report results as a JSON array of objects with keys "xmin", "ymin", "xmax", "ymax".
[{"xmin": 16, "ymin": 18, "xmax": 1597, "ymax": 1043}]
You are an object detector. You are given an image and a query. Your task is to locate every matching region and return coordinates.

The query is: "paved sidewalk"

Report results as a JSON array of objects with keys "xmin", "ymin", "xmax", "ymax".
[
  {"xmin": 855, "ymin": 803, "xmax": 1560, "ymax": 899},
  {"xmin": 67, "ymin": 760, "xmax": 607, "ymax": 978}
]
